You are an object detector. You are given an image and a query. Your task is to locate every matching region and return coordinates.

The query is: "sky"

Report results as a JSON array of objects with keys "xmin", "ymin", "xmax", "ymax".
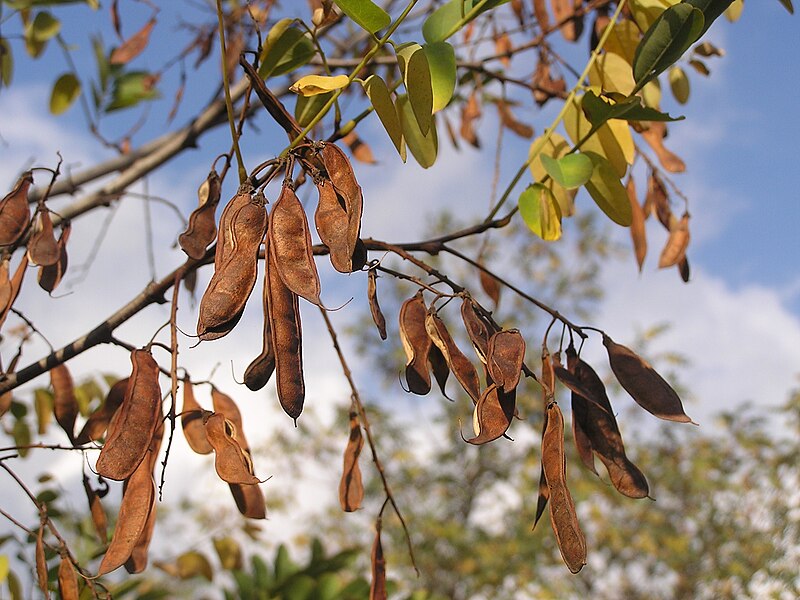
[{"xmin": 0, "ymin": 0, "xmax": 799, "ymax": 590}]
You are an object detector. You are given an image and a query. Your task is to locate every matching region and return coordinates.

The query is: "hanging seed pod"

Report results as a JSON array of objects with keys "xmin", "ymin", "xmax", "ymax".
[
  {"xmin": 319, "ymin": 143, "xmax": 363, "ymax": 269},
  {"xmin": 211, "ymin": 387, "xmax": 249, "ymax": 448},
  {"xmin": 425, "ymin": 310, "xmax": 481, "ymax": 404},
  {"xmin": 180, "ymin": 378, "xmax": 212, "ymax": 455},
  {"xmin": 314, "ymin": 176, "xmax": 353, "ymax": 273},
  {"xmin": 603, "ymin": 333, "xmax": 695, "ymax": 423},
  {"xmin": 243, "ymin": 264, "xmax": 276, "ymax": 391},
  {"xmin": 50, "ymin": 364, "xmax": 78, "ymax": 445},
  {"xmin": 428, "ymin": 344, "xmax": 451, "ymax": 399},
  {"xmin": 338, "ymin": 410, "xmax": 364, "ymax": 512},
  {"xmin": 460, "ymin": 298, "xmax": 493, "ymax": 363},
  {"xmin": 486, "ymin": 329, "xmax": 526, "ymax": 393},
  {"xmin": 465, "ymin": 383, "xmax": 516, "ymax": 445},
  {"xmin": 204, "ymin": 413, "xmax": 259, "ymax": 485},
  {"xmin": 27, "ymin": 205, "xmax": 60, "ymax": 266},
  {"xmin": 0, "ymin": 171, "xmax": 32, "ymax": 246},
  {"xmin": 75, "ymin": 377, "xmax": 127, "ymax": 446},
  {"xmin": 179, "ymin": 169, "xmax": 222, "ymax": 260},
  {"xmin": 57, "ymin": 556, "xmax": 79, "ymax": 600},
  {"xmin": 36, "ymin": 524, "xmax": 49, "ymax": 598},
  {"xmin": 370, "ymin": 517, "xmax": 387, "ymax": 600},
  {"xmin": 38, "ymin": 221, "xmax": 71, "ymax": 293},
  {"xmin": 228, "ymin": 482, "xmax": 267, "ymax": 519},
  {"xmin": 0, "ymin": 253, "xmax": 27, "ymax": 331},
  {"xmin": 96, "ymin": 349, "xmax": 162, "ymax": 481},
  {"xmin": 367, "ymin": 268, "xmax": 387, "ymax": 340},
  {"xmin": 398, "ymin": 292, "xmax": 432, "ymax": 395},
  {"xmin": 533, "ymin": 348, "xmax": 556, "ymax": 531},
  {"xmin": 646, "ymin": 171, "xmax": 672, "ymax": 228},
  {"xmin": 678, "ymin": 255, "xmax": 690, "ymax": 282},
  {"xmin": 658, "ymin": 212, "xmax": 690, "ymax": 268},
  {"xmin": 627, "ymin": 176, "xmax": 647, "ymax": 272},
  {"xmin": 82, "ymin": 474, "xmax": 108, "ymax": 543},
  {"xmin": 269, "ymin": 184, "xmax": 323, "ymax": 306}
]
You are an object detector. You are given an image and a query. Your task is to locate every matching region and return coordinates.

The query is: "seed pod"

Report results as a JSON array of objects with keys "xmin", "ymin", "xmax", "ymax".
[
  {"xmin": 58, "ymin": 556, "xmax": 79, "ymax": 600},
  {"xmin": 398, "ymin": 292, "xmax": 432, "ymax": 395},
  {"xmin": 603, "ymin": 333, "xmax": 695, "ymax": 423},
  {"xmin": 180, "ymin": 378, "xmax": 212, "ymax": 454},
  {"xmin": 27, "ymin": 206, "xmax": 59, "ymax": 266},
  {"xmin": 658, "ymin": 212, "xmax": 690, "ymax": 268},
  {"xmin": 266, "ymin": 235, "xmax": 305, "ymax": 421},
  {"xmin": 479, "ymin": 269, "xmax": 501, "ymax": 308},
  {"xmin": 204, "ymin": 412, "xmax": 259, "ymax": 485},
  {"xmin": 75, "ymin": 377, "xmax": 127, "ymax": 446},
  {"xmin": 269, "ymin": 184, "xmax": 323, "ymax": 306},
  {"xmin": 460, "ymin": 298, "xmax": 495, "ymax": 363},
  {"xmin": 0, "ymin": 171, "xmax": 32, "ymax": 246},
  {"xmin": 369, "ymin": 518, "xmax": 387, "ymax": 600},
  {"xmin": 339, "ymin": 410, "xmax": 364, "ymax": 512},
  {"xmin": 627, "ymin": 176, "xmax": 647, "ymax": 272},
  {"xmin": 320, "ymin": 143, "xmax": 363, "ymax": 269},
  {"xmin": 38, "ymin": 221, "xmax": 71, "ymax": 293},
  {"xmin": 428, "ymin": 343, "xmax": 451, "ymax": 399},
  {"xmin": 243, "ymin": 265, "xmax": 275, "ymax": 391},
  {"xmin": 179, "ymin": 169, "xmax": 222, "ymax": 260},
  {"xmin": 465, "ymin": 383, "xmax": 516, "ymax": 445},
  {"xmin": 367, "ymin": 268, "xmax": 387, "ymax": 340},
  {"xmin": 678, "ymin": 255, "xmax": 690, "ymax": 282},
  {"xmin": 0, "ymin": 253, "xmax": 27, "ymax": 330},
  {"xmin": 97, "ymin": 455, "xmax": 156, "ymax": 576},
  {"xmin": 647, "ymin": 171, "xmax": 672, "ymax": 229},
  {"xmin": 314, "ymin": 176, "xmax": 352, "ymax": 273},
  {"xmin": 96, "ymin": 349, "xmax": 162, "ymax": 480},
  {"xmin": 228, "ymin": 483, "xmax": 267, "ymax": 519},
  {"xmin": 533, "ymin": 348, "xmax": 555, "ymax": 531},
  {"xmin": 486, "ymin": 329, "xmax": 525, "ymax": 394},
  {"xmin": 83, "ymin": 474, "xmax": 108, "ymax": 543},
  {"xmin": 425, "ymin": 310, "xmax": 481, "ymax": 404},
  {"xmin": 50, "ymin": 364, "xmax": 78, "ymax": 445},
  {"xmin": 197, "ymin": 186, "xmax": 266, "ymax": 341},
  {"xmin": 542, "ymin": 401, "xmax": 586, "ymax": 573},
  {"xmin": 211, "ymin": 387, "xmax": 249, "ymax": 449},
  {"xmin": 36, "ymin": 524, "xmax": 49, "ymax": 598}
]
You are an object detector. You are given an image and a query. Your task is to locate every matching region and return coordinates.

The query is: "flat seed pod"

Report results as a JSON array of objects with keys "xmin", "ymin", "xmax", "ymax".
[
  {"xmin": 266, "ymin": 235, "xmax": 305, "ymax": 421},
  {"xmin": 57, "ymin": 556, "xmax": 79, "ymax": 600},
  {"xmin": 180, "ymin": 378, "xmax": 212, "ymax": 455},
  {"xmin": 269, "ymin": 184, "xmax": 323, "ymax": 306},
  {"xmin": 243, "ymin": 266, "xmax": 275, "ymax": 391},
  {"xmin": 38, "ymin": 221, "xmax": 71, "ymax": 293},
  {"xmin": 314, "ymin": 177, "xmax": 352, "ymax": 273},
  {"xmin": 0, "ymin": 254, "xmax": 27, "ymax": 330},
  {"xmin": 204, "ymin": 413, "xmax": 259, "ymax": 485},
  {"xmin": 75, "ymin": 377, "xmax": 127, "ymax": 446},
  {"xmin": 178, "ymin": 169, "xmax": 222, "ymax": 260},
  {"xmin": 542, "ymin": 402, "xmax": 587, "ymax": 573},
  {"xmin": 460, "ymin": 298, "xmax": 493, "ymax": 363},
  {"xmin": 678, "ymin": 255, "xmax": 690, "ymax": 282},
  {"xmin": 603, "ymin": 333, "xmax": 695, "ymax": 423},
  {"xmin": 50, "ymin": 364, "xmax": 78, "ymax": 444},
  {"xmin": 627, "ymin": 176, "xmax": 647, "ymax": 272},
  {"xmin": 36, "ymin": 524, "xmax": 48, "ymax": 598},
  {"xmin": 228, "ymin": 483, "xmax": 267, "ymax": 519},
  {"xmin": 320, "ymin": 143, "xmax": 363, "ymax": 266},
  {"xmin": 370, "ymin": 519, "xmax": 387, "ymax": 600},
  {"xmin": 428, "ymin": 343, "xmax": 451, "ymax": 399},
  {"xmin": 211, "ymin": 387, "xmax": 249, "ymax": 449},
  {"xmin": 367, "ymin": 269, "xmax": 387, "ymax": 340},
  {"xmin": 83, "ymin": 474, "xmax": 108, "ymax": 543},
  {"xmin": 338, "ymin": 410, "xmax": 364, "ymax": 512},
  {"xmin": 486, "ymin": 329, "xmax": 526, "ymax": 393},
  {"xmin": 425, "ymin": 310, "xmax": 481, "ymax": 404},
  {"xmin": 96, "ymin": 349, "xmax": 162, "ymax": 480},
  {"xmin": 0, "ymin": 171, "xmax": 32, "ymax": 246},
  {"xmin": 533, "ymin": 348, "xmax": 556, "ymax": 531},
  {"xmin": 398, "ymin": 292, "xmax": 432, "ymax": 395},
  {"xmin": 465, "ymin": 383, "xmax": 516, "ymax": 445},
  {"xmin": 27, "ymin": 206, "xmax": 60, "ymax": 266},
  {"xmin": 658, "ymin": 212, "xmax": 690, "ymax": 268},
  {"xmin": 124, "ymin": 499, "xmax": 156, "ymax": 574}
]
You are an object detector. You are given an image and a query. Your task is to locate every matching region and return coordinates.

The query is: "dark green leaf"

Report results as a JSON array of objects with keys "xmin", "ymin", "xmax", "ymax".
[
  {"xmin": 541, "ymin": 153, "xmax": 593, "ymax": 189},
  {"xmin": 633, "ymin": 5, "xmax": 704, "ymax": 85},
  {"xmin": 684, "ymin": 0, "xmax": 736, "ymax": 37},
  {"xmin": 259, "ymin": 20, "xmax": 315, "ymax": 79},
  {"xmin": 581, "ymin": 91, "xmax": 684, "ymax": 126},
  {"xmin": 49, "ymin": 73, "xmax": 81, "ymax": 115},
  {"xmin": 333, "ymin": 0, "xmax": 391, "ymax": 33},
  {"xmin": 30, "ymin": 11, "xmax": 61, "ymax": 42}
]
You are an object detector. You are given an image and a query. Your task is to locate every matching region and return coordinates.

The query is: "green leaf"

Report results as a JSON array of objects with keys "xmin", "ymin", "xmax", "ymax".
[
  {"xmin": 105, "ymin": 71, "xmax": 159, "ymax": 112},
  {"xmin": 668, "ymin": 66, "xmax": 690, "ymax": 104},
  {"xmin": 7, "ymin": 570, "xmax": 21, "ymax": 600},
  {"xmin": 582, "ymin": 151, "xmax": 633, "ymax": 226},
  {"xmin": 274, "ymin": 545, "xmax": 298, "ymax": 583},
  {"xmin": 361, "ymin": 75, "xmax": 404, "ymax": 159},
  {"xmin": 34, "ymin": 388, "xmax": 53, "ymax": 433},
  {"xmin": 295, "ymin": 91, "xmax": 333, "ymax": 127},
  {"xmin": 684, "ymin": 0, "xmax": 735, "ymax": 37},
  {"xmin": 581, "ymin": 91, "xmax": 683, "ymax": 126},
  {"xmin": 777, "ymin": 0, "xmax": 794, "ymax": 14},
  {"xmin": 423, "ymin": 41, "xmax": 456, "ymax": 112},
  {"xmin": 176, "ymin": 551, "xmax": 213, "ymax": 581},
  {"xmin": 333, "ymin": 0, "xmax": 391, "ymax": 33},
  {"xmin": 12, "ymin": 419, "xmax": 31, "ymax": 458},
  {"xmin": 518, "ymin": 183, "xmax": 562, "ymax": 241},
  {"xmin": 49, "ymin": 73, "xmax": 81, "ymax": 114},
  {"xmin": 0, "ymin": 38, "xmax": 12, "ymax": 87},
  {"xmin": 398, "ymin": 94, "xmax": 437, "ymax": 168},
  {"xmin": 259, "ymin": 20, "xmax": 315, "ymax": 79},
  {"xmin": 633, "ymin": 4, "xmax": 704, "ymax": 85},
  {"xmin": 30, "ymin": 11, "xmax": 61, "ymax": 42},
  {"xmin": 396, "ymin": 42, "xmax": 433, "ymax": 136},
  {"xmin": 422, "ymin": 0, "xmax": 509, "ymax": 43},
  {"xmin": 529, "ymin": 132, "xmax": 577, "ymax": 216},
  {"xmin": 541, "ymin": 153, "xmax": 593, "ymax": 189}
]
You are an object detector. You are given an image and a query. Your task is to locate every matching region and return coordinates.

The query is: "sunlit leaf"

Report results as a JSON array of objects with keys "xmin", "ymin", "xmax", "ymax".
[
  {"xmin": 176, "ymin": 551, "xmax": 213, "ymax": 581},
  {"xmin": 518, "ymin": 183, "xmax": 562, "ymax": 241},
  {"xmin": 259, "ymin": 19, "xmax": 315, "ymax": 79},
  {"xmin": 423, "ymin": 41, "xmax": 456, "ymax": 112},
  {"xmin": 333, "ymin": 0, "xmax": 390, "ymax": 33},
  {"xmin": 528, "ymin": 132, "xmax": 576, "ymax": 216},
  {"xmin": 633, "ymin": 4, "xmax": 704, "ymax": 85},
  {"xmin": 362, "ymin": 75, "xmax": 405, "ymax": 159},
  {"xmin": 684, "ymin": 0, "xmax": 735, "ymax": 37},
  {"xmin": 49, "ymin": 73, "xmax": 81, "ymax": 114},
  {"xmin": 289, "ymin": 74, "xmax": 349, "ymax": 96},
  {"xmin": 589, "ymin": 51, "xmax": 635, "ymax": 95},
  {"xmin": 30, "ymin": 11, "xmax": 61, "ymax": 42},
  {"xmin": 396, "ymin": 42, "xmax": 433, "ymax": 135},
  {"xmin": 398, "ymin": 94, "xmax": 437, "ymax": 168},
  {"xmin": 541, "ymin": 153, "xmax": 593, "ymax": 189},
  {"xmin": 725, "ymin": 0, "xmax": 743, "ymax": 21},
  {"xmin": 582, "ymin": 151, "xmax": 633, "ymax": 226},
  {"xmin": 668, "ymin": 66, "xmax": 690, "ymax": 104},
  {"xmin": 105, "ymin": 71, "xmax": 159, "ymax": 112},
  {"xmin": 422, "ymin": 0, "xmax": 509, "ymax": 43},
  {"xmin": 0, "ymin": 555, "xmax": 8, "ymax": 585},
  {"xmin": 564, "ymin": 94, "xmax": 633, "ymax": 178}
]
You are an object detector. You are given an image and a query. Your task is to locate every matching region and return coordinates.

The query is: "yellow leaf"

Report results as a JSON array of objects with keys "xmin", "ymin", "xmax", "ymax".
[
  {"xmin": 603, "ymin": 20, "xmax": 640, "ymax": 64},
  {"xmin": 589, "ymin": 52, "xmax": 635, "ymax": 96},
  {"xmin": 564, "ymin": 93, "xmax": 633, "ymax": 178},
  {"xmin": 528, "ymin": 132, "xmax": 576, "ymax": 217},
  {"xmin": 518, "ymin": 183, "xmax": 562, "ymax": 241},
  {"xmin": 289, "ymin": 74, "xmax": 349, "ymax": 96}
]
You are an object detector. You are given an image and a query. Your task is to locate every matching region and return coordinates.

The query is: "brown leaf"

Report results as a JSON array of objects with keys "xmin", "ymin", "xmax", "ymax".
[
  {"xmin": 342, "ymin": 131, "xmax": 376, "ymax": 164},
  {"xmin": 38, "ymin": 220, "xmax": 71, "ymax": 293},
  {"xmin": 367, "ymin": 268, "xmax": 387, "ymax": 340},
  {"xmin": 179, "ymin": 169, "xmax": 221, "ymax": 260},
  {"xmin": 110, "ymin": 18, "xmax": 156, "ymax": 65},
  {"xmin": 338, "ymin": 410, "xmax": 364, "ymax": 512},
  {"xmin": 369, "ymin": 519, "xmax": 387, "ymax": 600},
  {"xmin": 495, "ymin": 99, "xmax": 533, "ymax": 139},
  {"xmin": 645, "ymin": 171, "xmax": 671, "ymax": 229},
  {"xmin": 627, "ymin": 176, "xmax": 647, "ymax": 272},
  {"xmin": 204, "ymin": 413, "xmax": 259, "ymax": 485},
  {"xmin": 658, "ymin": 212, "xmax": 690, "ymax": 268},
  {"xmin": 180, "ymin": 378, "xmax": 213, "ymax": 455},
  {"xmin": 460, "ymin": 90, "xmax": 481, "ymax": 147},
  {"xmin": 550, "ymin": 0, "xmax": 584, "ymax": 42},
  {"xmin": 532, "ymin": 53, "xmax": 566, "ymax": 106},
  {"xmin": 494, "ymin": 32, "xmax": 512, "ymax": 67},
  {"xmin": 532, "ymin": 0, "xmax": 550, "ymax": 29},
  {"xmin": 50, "ymin": 364, "xmax": 78, "ymax": 444},
  {"xmin": 641, "ymin": 122, "xmax": 686, "ymax": 173},
  {"xmin": 479, "ymin": 268, "xmax": 502, "ymax": 307},
  {"xmin": 425, "ymin": 309, "xmax": 481, "ymax": 404},
  {"xmin": 27, "ymin": 206, "xmax": 59, "ymax": 266},
  {"xmin": 82, "ymin": 474, "xmax": 108, "ymax": 543},
  {"xmin": 0, "ymin": 171, "xmax": 32, "ymax": 247},
  {"xmin": 58, "ymin": 556, "xmax": 79, "ymax": 600},
  {"xmin": 398, "ymin": 292, "xmax": 432, "ymax": 395}
]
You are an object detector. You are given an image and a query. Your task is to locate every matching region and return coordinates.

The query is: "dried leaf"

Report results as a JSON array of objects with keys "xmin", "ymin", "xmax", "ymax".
[
  {"xmin": 641, "ymin": 121, "xmax": 686, "ymax": 173},
  {"xmin": 494, "ymin": 32, "xmax": 512, "ymax": 66},
  {"xmin": 627, "ymin": 176, "xmax": 647, "ymax": 271},
  {"xmin": 110, "ymin": 18, "xmax": 156, "ymax": 65},
  {"xmin": 342, "ymin": 131, "xmax": 377, "ymax": 164},
  {"xmin": 658, "ymin": 212, "xmax": 690, "ymax": 268},
  {"xmin": 495, "ymin": 99, "xmax": 533, "ymax": 138},
  {"xmin": 338, "ymin": 410, "xmax": 364, "ymax": 512},
  {"xmin": 82, "ymin": 474, "xmax": 108, "ymax": 543},
  {"xmin": 479, "ymin": 268, "xmax": 502, "ymax": 308},
  {"xmin": 460, "ymin": 90, "xmax": 481, "ymax": 147},
  {"xmin": 550, "ymin": 0, "xmax": 584, "ymax": 41}
]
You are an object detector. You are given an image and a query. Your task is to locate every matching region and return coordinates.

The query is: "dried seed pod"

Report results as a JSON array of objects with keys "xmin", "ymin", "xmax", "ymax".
[
  {"xmin": 367, "ymin": 269, "xmax": 387, "ymax": 340},
  {"xmin": 38, "ymin": 221, "xmax": 71, "ymax": 293},
  {"xmin": 425, "ymin": 310, "xmax": 481, "ymax": 404},
  {"xmin": 179, "ymin": 169, "xmax": 222, "ymax": 260},
  {"xmin": 370, "ymin": 518, "xmax": 387, "ymax": 600},
  {"xmin": 460, "ymin": 298, "xmax": 493, "ymax": 363},
  {"xmin": 314, "ymin": 177, "xmax": 353, "ymax": 273},
  {"xmin": 228, "ymin": 483, "xmax": 267, "ymax": 519},
  {"xmin": 428, "ymin": 344, "xmax": 451, "ymax": 399},
  {"xmin": 50, "ymin": 364, "xmax": 78, "ymax": 444},
  {"xmin": 465, "ymin": 383, "xmax": 516, "ymax": 445},
  {"xmin": 180, "ymin": 378, "xmax": 212, "ymax": 455},
  {"xmin": 269, "ymin": 184, "xmax": 323, "ymax": 306},
  {"xmin": 398, "ymin": 292, "xmax": 432, "ymax": 395},
  {"xmin": 486, "ymin": 329, "xmax": 526, "ymax": 393},
  {"xmin": 542, "ymin": 401, "xmax": 587, "ymax": 573},
  {"xmin": 678, "ymin": 255, "xmax": 690, "ymax": 282},
  {"xmin": 627, "ymin": 176, "xmax": 647, "ymax": 272},
  {"xmin": 658, "ymin": 212, "xmax": 690, "ymax": 268},
  {"xmin": 339, "ymin": 410, "xmax": 364, "ymax": 512},
  {"xmin": 211, "ymin": 387, "xmax": 249, "ymax": 449},
  {"xmin": 645, "ymin": 171, "xmax": 671, "ymax": 227},
  {"xmin": 36, "ymin": 524, "xmax": 49, "ymax": 598},
  {"xmin": 533, "ymin": 348, "xmax": 556, "ymax": 531},
  {"xmin": 58, "ymin": 556, "xmax": 79, "ymax": 600},
  {"xmin": 320, "ymin": 143, "xmax": 363, "ymax": 268},
  {"xmin": 243, "ymin": 265, "xmax": 275, "ymax": 391},
  {"xmin": 603, "ymin": 333, "xmax": 695, "ymax": 423},
  {"xmin": 204, "ymin": 413, "xmax": 259, "ymax": 485},
  {"xmin": 27, "ymin": 206, "xmax": 60, "ymax": 266},
  {"xmin": 266, "ymin": 235, "xmax": 305, "ymax": 421},
  {"xmin": 0, "ymin": 255, "xmax": 10, "ymax": 310},
  {"xmin": 83, "ymin": 474, "xmax": 108, "ymax": 543},
  {"xmin": 75, "ymin": 377, "xmax": 127, "ymax": 446},
  {"xmin": 0, "ymin": 171, "xmax": 32, "ymax": 246},
  {"xmin": 0, "ymin": 253, "xmax": 27, "ymax": 330},
  {"xmin": 96, "ymin": 349, "xmax": 162, "ymax": 480}
]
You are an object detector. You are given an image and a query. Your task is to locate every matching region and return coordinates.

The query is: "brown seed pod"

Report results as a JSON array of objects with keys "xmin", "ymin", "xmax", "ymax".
[
  {"xmin": 425, "ymin": 310, "xmax": 481, "ymax": 404},
  {"xmin": 678, "ymin": 255, "xmax": 690, "ymax": 282},
  {"xmin": 266, "ymin": 235, "xmax": 305, "ymax": 421},
  {"xmin": 58, "ymin": 556, "xmax": 79, "ymax": 600},
  {"xmin": 179, "ymin": 169, "xmax": 222, "ymax": 260},
  {"xmin": 243, "ymin": 264, "xmax": 276, "ymax": 392},
  {"xmin": 542, "ymin": 401, "xmax": 587, "ymax": 574},
  {"xmin": 269, "ymin": 184, "xmax": 323, "ymax": 306},
  {"xmin": 180, "ymin": 378, "xmax": 212, "ymax": 455},
  {"xmin": 0, "ymin": 171, "xmax": 33, "ymax": 247},
  {"xmin": 0, "ymin": 253, "xmax": 28, "ymax": 331},
  {"xmin": 228, "ymin": 482, "xmax": 267, "ymax": 520},
  {"xmin": 370, "ymin": 518, "xmax": 387, "ymax": 600},
  {"xmin": 320, "ymin": 143, "xmax": 363, "ymax": 268},
  {"xmin": 533, "ymin": 348, "xmax": 556, "ymax": 531},
  {"xmin": 465, "ymin": 383, "xmax": 516, "ymax": 445},
  {"xmin": 75, "ymin": 377, "xmax": 127, "ymax": 446},
  {"xmin": 460, "ymin": 298, "xmax": 493, "ymax": 363},
  {"xmin": 658, "ymin": 212, "xmax": 690, "ymax": 268},
  {"xmin": 339, "ymin": 410, "xmax": 364, "ymax": 512},
  {"xmin": 211, "ymin": 387, "xmax": 249, "ymax": 449},
  {"xmin": 38, "ymin": 221, "xmax": 71, "ymax": 293},
  {"xmin": 27, "ymin": 206, "xmax": 60, "ymax": 266},
  {"xmin": 367, "ymin": 268, "xmax": 387, "ymax": 340},
  {"xmin": 398, "ymin": 292, "xmax": 432, "ymax": 395},
  {"xmin": 96, "ymin": 349, "xmax": 162, "ymax": 481},
  {"xmin": 603, "ymin": 333, "xmax": 695, "ymax": 423},
  {"xmin": 314, "ymin": 176, "xmax": 353, "ymax": 273},
  {"xmin": 82, "ymin": 474, "xmax": 108, "ymax": 543},
  {"xmin": 36, "ymin": 523, "xmax": 48, "ymax": 598},
  {"xmin": 204, "ymin": 412, "xmax": 259, "ymax": 485},
  {"xmin": 428, "ymin": 343, "xmax": 451, "ymax": 399},
  {"xmin": 50, "ymin": 364, "xmax": 78, "ymax": 445},
  {"xmin": 486, "ymin": 329, "xmax": 526, "ymax": 394}
]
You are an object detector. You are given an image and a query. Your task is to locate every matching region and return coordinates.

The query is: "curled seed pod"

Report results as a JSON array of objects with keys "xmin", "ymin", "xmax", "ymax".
[
  {"xmin": 204, "ymin": 413, "xmax": 259, "ymax": 485},
  {"xmin": 38, "ymin": 221, "xmax": 71, "ymax": 293},
  {"xmin": 36, "ymin": 524, "xmax": 48, "ymax": 598},
  {"xmin": 269, "ymin": 184, "xmax": 323, "ymax": 306},
  {"xmin": 75, "ymin": 377, "xmax": 127, "ymax": 446},
  {"xmin": 228, "ymin": 482, "xmax": 267, "ymax": 520},
  {"xmin": 179, "ymin": 169, "xmax": 222, "ymax": 260},
  {"xmin": 50, "ymin": 364, "xmax": 78, "ymax": 445},
  {"xmin": 96, "ymin": 349, "xmax": 162, "ymax": 481},
  {"xmin": 97, "ymin": 455, "xmax": 155, "ymax": 576},
  {"xmin": 428, "ymin": 343, "xmax": 451, "ymax": 399},
  {"xmin": 542, "ymin": 401, "xmax": 587, "ymax": 574},
  {"xmin": 658, "ymin": 212, "xmax": 690, "ymax": 268},
  {"xmin": 314, "ymin": 176, "xmax": 352, "ymax": 273},
  {"xmin": 370, "ymin": 518, "xmax": 387, "ymax": 600},
  {"xmin": 211, "ymin": 387, "xmax": 249, "ymax": 449},
  {"xmin": 603, "ymin": 333, "xmax": 695, "ymax": 423},
  {"xmin": 465, "ymin": 383, "xmax": 516, "ymax": 445},
  {"xmin": 83, "ymin": 474, "xmax": 108, "ymax": 543},
  {"xmin": 320, "ymin": 143, "xmax": 363, "ymax": 268},
  {"xmin": 367, "ymin": 269, "xmax": 387, "ymax": 340},
  {"xmin": 486, "ymin": 329, "xmax": 526, "ymax": 393},
  {"xmin": 398, "ymin": 292, "xmax": 432, "ymax": 395},
  {"xmin": 339, "ymin": 410, "xmax": 364, "ymax": 512},
  {"xmin": 58, "ymin": 556, "xmax": 79, "ymax": 600},
  {"xmin": 0, "ymin": 171, "xmax": 33, "ymax": 246},
  {"xmin": 27, "ymin": 206, "xmax": 59, "ymax": 266},
  {"xmin": 243, "ymin": 266, "xmax": 275, "ymax": 391},
  {"xmin": 0, "ymin": 254, "xmax": 27, "ymax": 331},
  {"xmin": 425, "ymin": 310, "xmax": 481, "ymax": 404},
  {"xmin": 180, "ymin": 378, "xmax": 212, "ymax": 454},
  {"xmin": 197, "ymin": 185, "xmax": 266, "ymax": 341},
  {"xmin": 460, "ymin": 298, "xmax": 493, "ymax": 363}
]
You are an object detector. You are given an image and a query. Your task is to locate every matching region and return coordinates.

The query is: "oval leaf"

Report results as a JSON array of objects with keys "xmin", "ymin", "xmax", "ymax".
[
  {"xmin": 333, "ymin": 0, "xmax": 391, "ymax": 34},
  {"xmin": 633, "ymin": 4, "xmax": 704, "ymax": 85},
  {"xmin": 423, "ymin": 41, "xmax": 456, "ymax": 112},
  {"xmin": 541, "ymin": 153, "xmax": 593, "ymax": 190},
  {"xmin": 396, "ymin": 43, "xmax": 433, "ymax": 136},
  {"xmin": 582, "ymin": 151, "xmax": 632, "ymax": 226},
  {"xmin": 362, "ymin": 75, "xmax": 404, "ymax": 159},
  {"xmin": 518, "ymin": 183, "xmax": 562, "ymax": 241},
  {"xmin": 49, "ymin": 73, "xmax": 81, "ymax": 115},
  {"xmin": 398, "ymin": 95, "xmax": 437, "ymax": 168}
]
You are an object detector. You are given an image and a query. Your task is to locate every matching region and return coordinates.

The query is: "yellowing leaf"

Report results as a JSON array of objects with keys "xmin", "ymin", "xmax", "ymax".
[
  {"xmin": 289, "ymin": 74, "xmax": 349, "ymax": 96},
  {"xmin": 396, "ymin": 42, "xmax": 433, "ymax": 136},
  {"xmin": 583, "ymin": 151, "xmax": 633, "ymax": 226},
  {"xmin": 175, "ymin": 551, "xmax": 213, "ymax": 581},
  {"xmin": 589, "ymin": 52, "xmax": 635, "ymax": 95},
  {"xmin": 518, "ymin": 183, "xmax": 562, "ymax": 241},
  {"xmin": 50, "ymin": 73, "xmax": 81, "ymax": 115},
  {"xmin": 668, "ymin": 66, "xmax": 690, "ymax": 104},
  {"xmin": 398, "ymin": 95, "xmax": 437, "ymax": 168},
  {"xmin": 604, "ymin": 20, "xmax": 641, "ymax": 63},
  {"xmin": 725, "ymin": 0, "xmax": 743, "ymax": 20},
  {"xmin": 528, "ymin": 132, "xmax": 576, "ymax": 216},
  {"xmin": 423, "ymin": 41, "xmax": 456, "ymax": 112},
  {"xmin": 642, "ymin": 78, "xmax": 662, "ymax": 108},
  {"xmin": 541, "ymin": 153, "xmax": 593, "ymax": 189},
  {"xmin": 564, "ymin": 93, "xmax": 633, "ymax": 178},
  {"xmin": 362, "ymin": 75, "xmax": 405, "ymax": 159}
]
